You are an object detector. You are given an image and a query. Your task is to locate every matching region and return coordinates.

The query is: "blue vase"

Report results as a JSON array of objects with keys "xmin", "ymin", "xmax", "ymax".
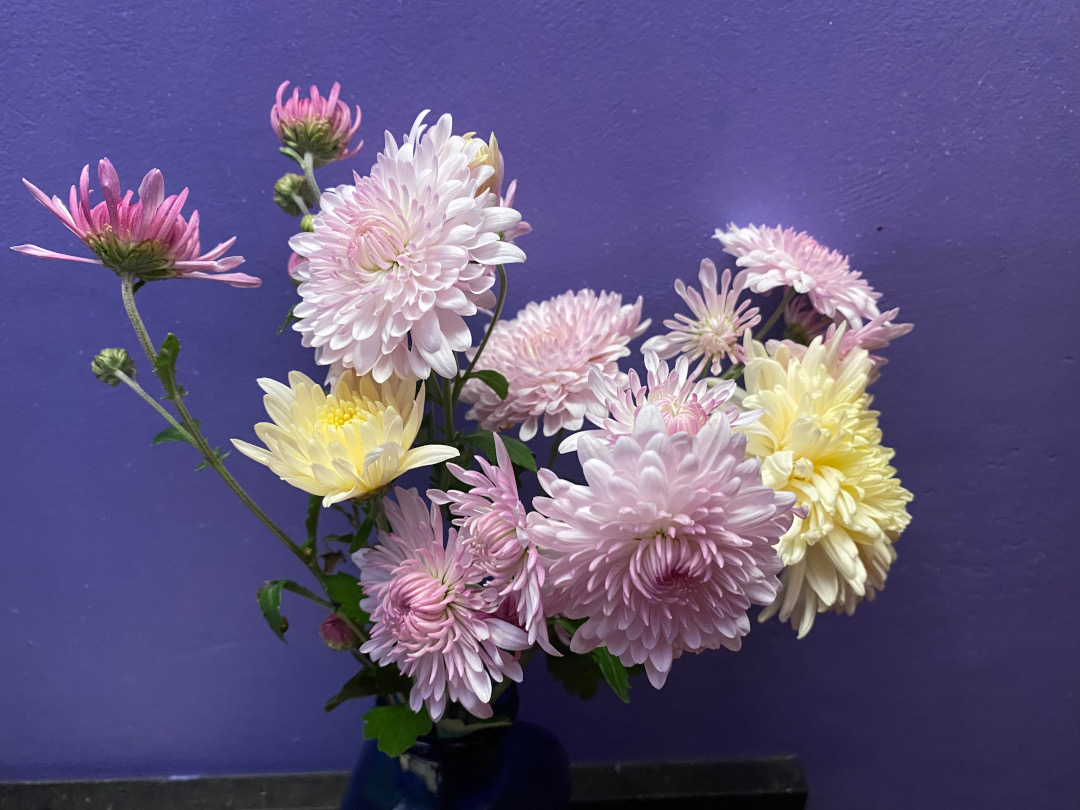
[{"xmin": 339, "ymin": 686, "xmax": 570, "ymax": 810}]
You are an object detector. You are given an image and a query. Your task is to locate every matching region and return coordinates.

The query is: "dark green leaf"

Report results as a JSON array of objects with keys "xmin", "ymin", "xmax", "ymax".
[
  {"xmin": 324, "ymin": 572, "xmax": 368, "ymax": 625},
  {"xmin": 546, "ymin": 647, "xmax": 602, "ymax": 700},
  {"xmin": 362, "ymin": 703, "xmax": 433, "ymax": 757},
  {"xmin": 305, "ymin": 494, "xmax": 322, "ymax": 546},
  {"xmin": 324, "ymin": 666, "xmax": 412, "ymax": 713},
  {"xmin": 277, "ymin": 304, "xmax": 298, "ymax": 335},
  {"xmin": 464, "ymin": 431, "xmax": 537, "ymax": 472},
  {"xmin": 194, "ymin": 447, "xmax": 230, "ymax": 471},
  {"xmin": 257, "ymin": 580, "xmax": 289, "ymax": 642},
  {"xmin": 469, "ymin": 369, "xmax": 509, "ymax": 400},
  {"xmin": 152, "ymin": 333, "xmax": 181, "ymax": 391},
  {"xmin": 280, "ymin": 579, "xmax": 331, "ymax": 607},
  {"xmin": 592, "ymin": 646, "xmax": 631, "ymax": 703},
  {"xmin": 151, "ymin": 420, "xmax": 199, "ymax": 445}
]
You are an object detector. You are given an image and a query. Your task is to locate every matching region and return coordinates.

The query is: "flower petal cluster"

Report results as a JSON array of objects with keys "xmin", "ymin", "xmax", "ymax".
[
  {"xmin": 776, "ymin": 306, "xmax": 913, "ymax": 383},
  {"xmin": 290, "ymin": 111, "xmax": 526, "ymax": 383},
  {"xmin": 461, "ymin": 289, "xmax": 648, "ymax": 441},
  {"xmin": 429, "ymin": 434, "xmax": 554, "ymax": 653},
  {"xmin": 271, "ymin": 81, "xmax": 362, "ymax": 167},
  {"xmin": 714, "ymin": 224, "xmax": 880, "ymax": 326},
  {"xmin": 356, "ymin": 488, "xmax": 530, "ymax": 721},
  {"xmin": 231, "ymin": 371, "xmax": 457, "ymax": 506},
  {"xmin": 739, "ymin": 332, "xmax": 913, "ymax": 637},
  {"xmin": 642, "ymin": 259, "xmax": 760, "ymax": 376},
  {"xmin": 13, "ymin": 159, "xmax": 258, "ymax": 287},
  {"xmin": 530, "ymin": 404, "xmax": 795, "ymax": 688}
]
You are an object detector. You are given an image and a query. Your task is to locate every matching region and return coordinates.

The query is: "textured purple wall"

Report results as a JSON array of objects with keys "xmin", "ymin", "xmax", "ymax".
[{"xmin": 1, "ymin": 1, "xmax": 1077, "ymax": 808}]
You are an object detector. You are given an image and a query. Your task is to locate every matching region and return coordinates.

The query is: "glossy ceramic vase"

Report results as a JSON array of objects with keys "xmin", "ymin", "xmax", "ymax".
[{"xmin": 339, "ymin": 686, "xmax": 571, "ymax": 810}]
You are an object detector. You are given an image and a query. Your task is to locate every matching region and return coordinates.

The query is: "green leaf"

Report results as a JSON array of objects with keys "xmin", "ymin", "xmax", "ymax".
[
  {"xmin": 152, "ymin": 333, "xmax": 181, "ymax": 391},
  {"xmin": 277, "ymin": 304, "xmax": 298, "ymax": 335},
  {"xmin": 324, "ymin": 666, "xmax": 412, "ymax": 713},
  {"xmin": 362, "ymin": 703, "xmax": 433, "ymax": 757},
  {"xmin": 257, "ymin": 580, "xmax": 289, "ymax": 642},
  {"xmin": 469, "ymin": 369, "xmax": 509, "ymax": 400},
  {"xmin": 592, "ymin": 646, "xmax": 631, "ymax": 703},
  {"xmin": 194, "ymin": 447, "xmax": 230, "ymax": 471},
  {"xmin": 546, "ymin": 647, "xmax": 602, "ymax": 700},
  {"xmin": 151, "ymin": 420, "xmax": 199, "ymax": 445},
  {"xmin": 464, "ymin": 431, "xmax": 537, "ymax": 472},
  {"xmin": 305, "ymin": 494, "xmax": 322, "ymax": 546},
  {"xmin": 323, "ymin": 572, "xmax": 368, "ymax": 625}
]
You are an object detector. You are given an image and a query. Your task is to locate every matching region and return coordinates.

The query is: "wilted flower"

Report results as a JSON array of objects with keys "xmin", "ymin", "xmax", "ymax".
[
  {"xmin": 13, "ymin": 159, "xmax": 258, "ymax": 287},
  {"xmin": 739, "ymin": 331, "xmax": 913, "ymax": 637},
  {"xmin": 643, "ymin": 259, "xmax": 760, "ymax": 377},
  {"xmin": 714, "ymin": 224, "xmax": 880, "ymax": 326},
  {"xmin": 290, "ymin": 111, "xmax": 526, "ymax": 383},
  {"xmin": 531, "ymin": 404, "xmax": 795, "ymax": 688},
  {"xmin": 356, "ymin": 488, "xmax": 530, "ymax": 721},
  {"xmin": 461, "ymin": 290, "xmax": 648, "ymax": 441},
  {"xmin": 271, "ymin": 81, "xmax": 362, "ymax": 167},
  {"xmin": 231, "ymin": 371, "xmax": 457, "ymax": 506},
  {"xmin": 429, "ymin": 434, "xmax": 554, "ymax": 652}
]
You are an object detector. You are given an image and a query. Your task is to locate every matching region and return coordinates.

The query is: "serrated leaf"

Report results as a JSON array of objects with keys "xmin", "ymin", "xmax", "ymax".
[
  {"xmin": 257, "ymin": 580, "xmax": 288, "ymax": 642},
  {"xmin": 151, "ymin": 420, "xmax": 198, "ymax": 445},
  {"xmin": 362, "ymin": 703, "xmax": 433, "ymax": 757},
  {"xmin": 305, "ymin": 494, "xmax": 322, "ymax": 546},
  {"xmin": 194, "ymin": 447, "xmax": 230, "ymax": 471},
  {"xmin": 465, "ymin": 431, "xmax": 537, "ymax": 472},
  {"xmin": 323, "ymin": 572, "xmax": 368, "ymax": 626},
  {"xmin": 592, "ymin": 646, "xmax": 631, "ymax": 703},
  {"xmin": 152, "ymin": 333, "xmax": 181, "ymax": 391},
  {"xmin": 324, "ymin": 666, "xmax": 412, "ymax": 713},
  {"xmin": 469, "ymin": 369, "xmax": 509, "ymax": 400}
]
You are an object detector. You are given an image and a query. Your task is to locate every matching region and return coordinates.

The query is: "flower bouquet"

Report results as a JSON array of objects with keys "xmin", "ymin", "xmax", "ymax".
[{"xmin": 13, "ymin": 81, "xmax": 913, "ymax": 807}]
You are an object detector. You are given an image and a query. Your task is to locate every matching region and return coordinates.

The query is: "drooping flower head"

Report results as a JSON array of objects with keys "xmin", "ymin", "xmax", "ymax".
[
  {"xmin": 290, "ymin": 111, "xmax": 526, "ymax": 383},
  {"xmin": 642, "ymin": 259, "xmax": 760, "ymax": 377},
  {"xmin": 714, "ymin": 224, "xmax": 880, "ymax": 326},
  {"xmin": 738, "ymin": 331, "xmax": 913, "ymax": 637},
  {"xmin": 12, "ymin": 159, "xmax": 258, "ymax": 287},
  {"xmin": 429, "ymin": 434, "xmax": 554, "ymax": 653},
  {"xmin": 782, "ymin": 294, "xmax": 832, "ymax": 345},
  {"xmin": 271, "ymin": 81, "xmax": 362, "ymax": 167},
  {"xmin": 356, "ymin": 488, "xmax": 530, "ymax": 721},
  {"xmin": 461, "ymin": 289, "xmax": 649, "ymax": 441},
  {"xmin": 530, "ymin": 404, "xmax": 796, "ymax": 688},
  {"xmin": 231, "ymin": 371, "xmax": 457, "ymax": 506}
]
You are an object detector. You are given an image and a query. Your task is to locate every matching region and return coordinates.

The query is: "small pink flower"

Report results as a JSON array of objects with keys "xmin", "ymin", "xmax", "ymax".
[
  {"xmin": 714, "ymin": 224, "xmax": 880, "ymax": 326},
  {"xmin": 782, "ymin": 294, "xmax": 832, "ymax": 344},
  {"xmin": 769, "ymin": 308, "xmax": 912, "ymax": 383},
  {"xmin": 319, "ymin": 614, "xmax": 358, "ymax": 651},
  {"xmin": 643, "ymin": 259, "xmax": 760, "ymax": 377},
  {"xmin": 271, "ymin": 81, "xmax": 362, "ymax": 167},
  {"xmin": 355, "ymin": 488, "xmax": 529, "ymax": 721},
  {"xmin": 12, "ymin": 159, "xmax": 258, "ymax": 288},
  {"xmin": 429, "ymin": 434, "xmax": 554, "ymax": 653}
]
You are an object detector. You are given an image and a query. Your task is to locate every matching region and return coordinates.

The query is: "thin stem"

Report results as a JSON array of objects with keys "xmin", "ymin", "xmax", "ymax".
[
  {"xmin": 754, "ymin": 286, "xmax": 795, "ymax": 341},
  {"xmin": 302, "ymin": 152, "xmax": 321, "ymax": 202},
  {"xmin": 547, "ymin": 428, "xmax": 565, "ymax": 469},
  {"xmin": 452, "ymin": 264, "xmax": 508, "ymax": 404},
  {"xmin": 113, "ymin": 371, "xmax": 193, "ymax": 443},
  {"xmin": 121, "ymin": 273, "xmax": 157, "ymax": 365},
  {"xmin": 290, "ymin": 193, "xmax": 311, "ymax": 217}
]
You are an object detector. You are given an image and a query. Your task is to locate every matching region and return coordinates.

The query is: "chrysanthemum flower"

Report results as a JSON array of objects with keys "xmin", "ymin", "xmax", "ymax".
[
  {"xmin": 782, "ymin": 294, "xmax": 832, "ymax": 345},
  {"xmin": 714, "ymin": 224, "xmax": 880, "ymax": 326},
  {"xmin": 271, "ymin": 81, "xmax": 362, "ymax": 167},
  {"xmin": 290, "ymin": 111, "xmax": 526, "ymax": 383},
  {"xmin": 530, "ymin": 404, "xmax": 795, "ymax": 688},
  {"xmin": 776, "ymin": 306, "xmax": 913, "ymax": 383},
  {"xmin": 642, "ymin": 259, "xmax": 760, "ymax": 377},
  {"xmin": 559, "ymin": 350, "xmax": 756, "ymax": 453},
  {"xmin": 461, "ymin": 290, "xmax": 648, "ymax": 441},
  {"xmin": 231, "ymin": 371, "xmax": 457, "ymax": 506},
  {"xmin": 355, "ymin": 488, "xmax": 530, "ymax": 721},
  {"xmin": 738, "ymin": 331, "xmax": 913, "ymax": 637},
  {"xmin": 429, "ymin": 434, "xmax": 554, "ymax": 653},
  {"xmin": 12, "ymin": 159, "xmax": 258, "ymax": 287}
]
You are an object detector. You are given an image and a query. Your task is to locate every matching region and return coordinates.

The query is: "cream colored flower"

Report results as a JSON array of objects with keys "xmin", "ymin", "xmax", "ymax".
[
  {"xmin": 232, "ymin": 371, "xmax": 458, "ymax": 505},
  {"xmin": 738, "ymin": 330, "xmax": 912, "ymax": 637}
]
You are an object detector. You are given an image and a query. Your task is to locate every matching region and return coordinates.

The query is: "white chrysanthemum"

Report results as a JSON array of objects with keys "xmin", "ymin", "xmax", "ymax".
[
  {"xmin": 290, "ymin": 111, "xmax": 526, "ymax": 383},
  {"xmin": 738, "ymin": 331, "xmax": 913, "ymax": 637},
  {"xmin": 232, "ymin": 371, "xmax": 458, "ymax": 506}
]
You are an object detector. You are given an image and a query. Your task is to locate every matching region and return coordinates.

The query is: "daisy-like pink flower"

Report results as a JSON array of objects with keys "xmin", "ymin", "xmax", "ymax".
[
  {"xmin": 355, "ymin": 488, "xmax": 530, "ymax": 722},
  {"xmin": 642, "ymin": 259, "xmax": 760, "ymax": 377},
  {"xmin": 271, "ymin": 81, "xmax": 362, "ymax": 167},
  {"xmin": 461, "ymin": 290, "xmax": 648, "ymax": 441},
  {"xmin": 559, "ymin": 350, "xmax": 756, "ymax": 453},
  {"xmin": 12, "ymin": 159, "xmax": 258, "ymax": 287},
  {"xmin": 530, "ymin": 404, "xmax": 796, "ymax": 688},
  {"xmin": 428, "ymin": 434, "xmax": 554, "ymax": 653},
  {"xmin": 714, "ymin": 224, "xmax": 880, "ymax": 326},
  {"xmin": 291, "ymin": 111, "xmax": 526, "ymax": 383},
  {"xmin": 770, "ymin": 307, "xmax": 912, "ymax": 382}
]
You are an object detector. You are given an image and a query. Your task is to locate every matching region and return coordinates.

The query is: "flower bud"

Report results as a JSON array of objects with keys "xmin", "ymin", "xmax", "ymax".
[
  {"xmin": 467, "ymin": 133, "xmax": 503, "ymax": 200},
  {"xmin": 273, "ymin": 173, "xmax": 318, "ymax": 217},
  {"xmin": 319, "ymin": 614, "xmax": 358, "ymax": 651},
  {"xmin": 91, "ymin": 348, "xmax": 136, "ymax": 386},
  {"xmin": 300, "ymin": 214, "xmax": 315, "ymax": 233}
]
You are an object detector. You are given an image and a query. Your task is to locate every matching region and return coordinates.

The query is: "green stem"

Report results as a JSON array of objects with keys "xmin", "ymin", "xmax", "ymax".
[
  {"xmin": 302, "ymin": 152, "xmax": 321, "ymax": 202},
  {"xmin": 290, "ymin": 193, "xmax": 311, "ymax": 217},
  {"xmin": 755, "ymin": 286, "xmax": 795, "ymax": 341},
  {"xmin": 452, "ymin": 264, "xmax": 508, "ymax": 404},
  {"xmin": 121, "ymin": 273, "xmax": 158, "ymax": 366},
  {"xmin": 112, "ymin": 370, "xmax": 194, "ymax": 443}
]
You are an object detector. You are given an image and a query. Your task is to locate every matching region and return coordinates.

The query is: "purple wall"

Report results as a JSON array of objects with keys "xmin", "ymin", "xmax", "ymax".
[{"xmin": 1, "ymin": 1, "xmax": 1077, "ymax": 807}]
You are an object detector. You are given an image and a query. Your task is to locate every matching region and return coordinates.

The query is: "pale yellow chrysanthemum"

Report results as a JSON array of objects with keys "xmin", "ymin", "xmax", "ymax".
[
  {"xmin": 232, "ymin": 371, "xmax": 458, "ymax": 506},
  {"xmin": 737, "ymin": 330, "xmax": 912, "ymax": 638}
]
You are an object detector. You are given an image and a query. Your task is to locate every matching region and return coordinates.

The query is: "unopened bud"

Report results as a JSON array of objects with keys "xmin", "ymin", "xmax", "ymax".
[
  {"xmin": 91, "ymin": 348, "xmax": 136, "ymax": 386},
  {"xmin": 467, "ymin": 133, "xmax": 503, "ymax": 199},
  {"xmin": 320, "ymin": 614, "xmax": 358, "ymax": 651},
  {"xmin": 300, "ymin": 214, "xmax": 315, "ymax": 232},
  {"xmin": 273, "ymin": 173, "xmax": 318, "ymax": 217}
]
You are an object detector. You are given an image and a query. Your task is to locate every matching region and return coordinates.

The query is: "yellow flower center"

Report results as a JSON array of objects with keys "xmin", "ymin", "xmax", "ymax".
[{"xmin": 317, "ymin": 395, "xmax": 373, "ymax": 429}]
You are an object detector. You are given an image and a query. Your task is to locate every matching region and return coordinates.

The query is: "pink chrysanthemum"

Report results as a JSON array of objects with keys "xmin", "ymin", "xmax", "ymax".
[
  {"xmin": 428, "ymin": 434, "xmax": 554, "ymax": 653},
  {"xmin": 290, "ymin": 111, "xmax": 526, "ymax": 383},
  {"xmin": 461, "ymin": 290, "xmax": 649, "ymax": 441},
  {"xmin": 782, "ymin": 294, "xmax": 832, "ymax": 345},
  {"xmin": 714, "ymin": 224, "xmax": 880, "ymax": 326},
  {"xmin": 355, "ymin": 488, "xmax": 529, "ymax": 721},
  {"xmin": 560, "ymin": 350, "xmax": 756, "ymax": 453},
  {"xmin": 530, "ymin": 404, "xmax": 795, "ymax": 688},
  {"xmin": 12, "ymin": 159, "xmax": 258, "ymax": 287},
  {"xmin": 642, "ymin": 259, "xmax": 760, "ymax": 377},
  {"xmin": 771, "ymin": 307, "xmax": 912, "ymax": 383},
  {"xmin": 271, "ymin": 81, "xmax": 362, "ymax": 167}
]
